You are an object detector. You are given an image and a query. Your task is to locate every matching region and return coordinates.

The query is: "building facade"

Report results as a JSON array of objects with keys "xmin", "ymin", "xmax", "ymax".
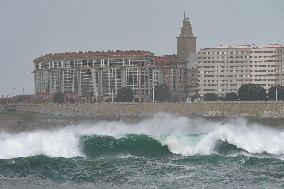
[
  {"xmin": 155, "ymin": 55, "xmax": 188, "ymax": 100},
  {"xmin": 176, "ymin": 13, "xmax": 199, "ymax": 98},
  {"xmin": 177, "ymin": 13, "xmax": 197, "ymax": 62},
  {"xmin": 33, "ymin": 14, "xmax": 200, "ymax": 103},
  {"xmin": 34, "ymin": 51, "xmax": 158, "ymax": 102},
  {"xmin": 198, "ymin": 44, "xmax": 284, "ymax": 97}
]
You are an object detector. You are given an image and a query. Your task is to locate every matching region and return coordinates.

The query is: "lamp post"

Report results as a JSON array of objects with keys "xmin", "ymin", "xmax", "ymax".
[
  {"xmin": 152, "ymin": 86, "xmax": 155, "ymax": 102},
  {"xmin": 12, "ymin": 88, "xmax": 16, "ymax": 96},
  {"xmin": 152, "ymin": 69, "xmax": 155, "ymax": 102},
  {"xmin": 111, "ymin": 88, "xmax": 114, "ymax": 103},
  {"xmin": 276, "ymin": 86, "xmax": 278, "ymax": 102},
  {"xmin": 111, "ymin": 76, "xmax": 115, "ymax": 103}
]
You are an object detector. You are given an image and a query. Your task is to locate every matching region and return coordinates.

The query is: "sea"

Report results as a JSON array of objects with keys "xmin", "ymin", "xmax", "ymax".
[{"xmin": 0, "ymin": 113, "xmax": 284, "ymax": 189}]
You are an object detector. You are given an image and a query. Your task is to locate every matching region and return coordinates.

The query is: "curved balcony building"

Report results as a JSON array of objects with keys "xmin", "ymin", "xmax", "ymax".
[{"xmin": 33, "ymin": 50, "xmax": 158, "ymax": 102}]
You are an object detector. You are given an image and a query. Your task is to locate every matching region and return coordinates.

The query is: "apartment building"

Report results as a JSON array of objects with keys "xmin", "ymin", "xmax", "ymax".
[
  {"xmin": 33, "ymin": 50, "xmax": 158, "ymax": 102},
  {"xmin": 198, "ymin": 44, "xmax": 284, "ymax": 97},
  {"xmin": 155, "ymin": 55, "xmax": 188, "ymax": 99}
]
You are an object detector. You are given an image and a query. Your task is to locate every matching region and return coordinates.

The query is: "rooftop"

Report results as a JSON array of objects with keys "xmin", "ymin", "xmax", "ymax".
[
  {"xmin": 34, "ymin": 50, "xmax": 154, "ymax": 63},
  {"xmin": 201, "ymin": 44, "xmax": 283, "ymax": 50},
  {"xmin": 155, "ymin": 55, "xmax": 187, "ymax": 68}
]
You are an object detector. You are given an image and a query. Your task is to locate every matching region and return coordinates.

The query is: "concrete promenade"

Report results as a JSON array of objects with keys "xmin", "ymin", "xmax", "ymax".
[{"xmin": 15, "ymin": 101, "xmax": 284, "ymax": 119}]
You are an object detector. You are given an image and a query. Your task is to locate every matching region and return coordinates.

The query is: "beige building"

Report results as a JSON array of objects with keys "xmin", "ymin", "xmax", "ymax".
[
  {"xmin": 177, "ymin": 13, "xmax": 197, "ymax": 62},
  {"xmin": 176, "ymin": 14, "xmax": 199, "ymax": 98},
  {"xmin": 198, "ymin": 44, "xmax": 284, "ymax": 97},
  {"xmin": 33, "ymin": 14, "xmax": 204, "ymax": 103},
  {"xmin": 33, "ymin": 50, "xmax": 158, "ymax": 102},
  {"xmin": 155, "ymin": 55, "xmax": 188, "ymax": 100}
]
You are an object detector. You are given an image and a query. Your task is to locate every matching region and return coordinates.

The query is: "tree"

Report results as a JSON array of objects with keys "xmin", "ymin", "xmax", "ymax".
[
  {"xmin": 268, "ymin": 86, "xmax": 284, "ymax": 101},
  {"xmin": 154, "ymin": 84, "xmax": 171, "ymax": 102},
  {"xmin": 116, "ymin": 87, "xmax": 134, "ymax": 102},
  {"xmin": 224, "ymin": 92, "xmax": 238, "ymax": 101},
  {"xmin": 203, "ymin": 93, "xmax": 218, "ymax": 101},
  {"xmin": 238, "ymin": 84, "xmax": 267, "ymax": 101},
  {"xmin": 53, "ymin": 92, "xmax": 64, "ymax": 104}
]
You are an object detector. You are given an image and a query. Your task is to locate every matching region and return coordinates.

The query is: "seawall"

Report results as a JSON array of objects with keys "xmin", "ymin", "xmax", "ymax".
[{"xmin": 16, "ymin": 102, "xmax": 284, "ymax": 119}]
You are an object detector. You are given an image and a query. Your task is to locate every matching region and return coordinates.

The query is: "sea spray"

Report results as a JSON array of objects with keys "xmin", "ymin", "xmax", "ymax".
[
  {"xmin": 0, "ymin": 114, "xmax": 284, "ymax": 159},
  {"xmin": 0, "ymin": 129, "xmax": 82, "ymax": 159}
]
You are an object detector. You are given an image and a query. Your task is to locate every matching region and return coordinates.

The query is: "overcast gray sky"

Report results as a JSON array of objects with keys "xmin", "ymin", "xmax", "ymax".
[{"xmin": 0, "ymin": 0, "xmax": 283, "ymax": 95}]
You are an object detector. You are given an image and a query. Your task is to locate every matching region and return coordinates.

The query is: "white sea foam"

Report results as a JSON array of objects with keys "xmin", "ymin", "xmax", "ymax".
[
  {"xmin": 0, "ymin": 129, "xmax": 82, "ymax": 159},
  {"xmin": 0, "ymin": 113, "xmax": 284, "ymax": 159}
]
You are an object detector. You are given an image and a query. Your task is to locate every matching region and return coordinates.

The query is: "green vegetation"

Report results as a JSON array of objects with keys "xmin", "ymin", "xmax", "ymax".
[
  {"xmin": 238, "ymin": 84, "xmax": 267, "ymax": 101},
  {"xmin": 203, "ymin": 93, "xmax": 218, "ymax": 101},
  {"xmin": 154, "ymin": 84, "xmax": 171, "ymax": 102},
  {"xmin": 224, "ymin": 92, "xmax": 238, "ymax": 101},
  {"xmin": 116, "ymin": 87, "xmax": 134, "ymax": 102},
  {"xmin": 268, "ymin": 86, "xmax": 284, "ymax": 101},
  {"xmin": 201, "ymin": 84, "xmax": 284, "ymax": 101},
  {"xmin": 53, "ymin": 92, "xmax": 65, "ymax": 104}
]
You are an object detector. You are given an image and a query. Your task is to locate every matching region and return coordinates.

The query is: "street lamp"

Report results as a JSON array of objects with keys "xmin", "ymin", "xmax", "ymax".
[
  {"xmin": 111, "ymin": 76, "xmax": 115, "ymax": 103},
  {"xmin": 12, "ymin": 88, "xmax": 16, "ymax": 96},
  {"xmin": 276, "ymin": 86, "xmax": 278, "ymax": 102},
  {"xmin": 152, "ymin": 86, "xmax": 155, "ymax": 102}
]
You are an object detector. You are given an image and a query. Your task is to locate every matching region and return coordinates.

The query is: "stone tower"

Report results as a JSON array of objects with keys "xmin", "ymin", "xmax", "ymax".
[{"xmin": 177, "ymin": 13, "xmax": 197, "ymax": 61}]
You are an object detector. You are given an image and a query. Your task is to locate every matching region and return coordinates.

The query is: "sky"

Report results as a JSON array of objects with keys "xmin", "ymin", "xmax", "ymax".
[{"xmin": 0, "ymin": 0, "xmax": 283, "ymax": 96}]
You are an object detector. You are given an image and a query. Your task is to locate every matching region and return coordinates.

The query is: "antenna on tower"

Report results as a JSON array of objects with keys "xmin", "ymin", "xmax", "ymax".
[{"xmin": 184, "ymin": 12, "xmax": 186, "ymax": 19}]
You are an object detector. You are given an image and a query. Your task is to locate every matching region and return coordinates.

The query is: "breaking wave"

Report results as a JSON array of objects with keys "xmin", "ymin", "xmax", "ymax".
[{"xmin": 1, "ymin": 114, "xmax": 284, "ymax": 159}]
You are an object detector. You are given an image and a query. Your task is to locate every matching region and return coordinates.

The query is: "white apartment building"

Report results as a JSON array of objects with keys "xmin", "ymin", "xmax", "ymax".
[
  {"xmin": 33, "ymin": 50, "xmax": 158, "ymax": 102},
  {"xmin": 198, "ymin": 44, "xmax": 284, "ymax": 97}
]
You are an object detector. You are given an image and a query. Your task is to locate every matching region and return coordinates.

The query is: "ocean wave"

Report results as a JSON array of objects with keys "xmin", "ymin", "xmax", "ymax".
[
  {"xmin": 81, "ymin": 134, "xmax": 171, "ymax": 158},
  {"xmin": 0, "ymin": 114, "xmax": 284, "ymax": 159}
]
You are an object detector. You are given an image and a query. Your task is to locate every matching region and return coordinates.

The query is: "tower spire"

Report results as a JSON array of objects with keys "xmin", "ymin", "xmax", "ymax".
[
  {"xmin": 177, "ymin": 13, "xmax": 197, "ymax": 61},
  {"xmin": 184, "ymin": 12, "xmax": 186, "ymax": 20}
]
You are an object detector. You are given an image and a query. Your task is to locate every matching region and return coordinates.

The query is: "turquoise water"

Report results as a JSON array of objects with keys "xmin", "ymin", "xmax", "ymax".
[{"xmin": 0, "ymin": 114, "xmax": 284, "ymax": 188}]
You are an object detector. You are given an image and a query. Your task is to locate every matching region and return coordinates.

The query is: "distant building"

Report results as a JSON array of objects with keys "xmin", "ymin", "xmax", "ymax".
[
  {"xmin": 176, "ymin": 13, "xmax": 199, "ymax": 98},
  {"xmin": 33, "ymin": 50, "xmax": 158, "ymax": 103},
  {"xmin": 0, "ymin": 95, "xmax": 34, "ymax": 105},
  {"xmin": 177, "ymin": 13, "xmax": 197, "ymax": 62},
  {"xmin": 155, "ymin": 55, "xmax": 199, "ymax": 100},
  {"xmin": 33, "ymin": 13, "xmax": 200, "ymax": 103},
  {"xmin": 197, "ymin": 44, "xmax": 284, "ymax": 97},
  {"xmin": 186, "ymin": 66, "xmax": 199, "ymax": 97},
  {"xmin": 155, "ymin": 55, "xmax": 187, "ymax": 100}
]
